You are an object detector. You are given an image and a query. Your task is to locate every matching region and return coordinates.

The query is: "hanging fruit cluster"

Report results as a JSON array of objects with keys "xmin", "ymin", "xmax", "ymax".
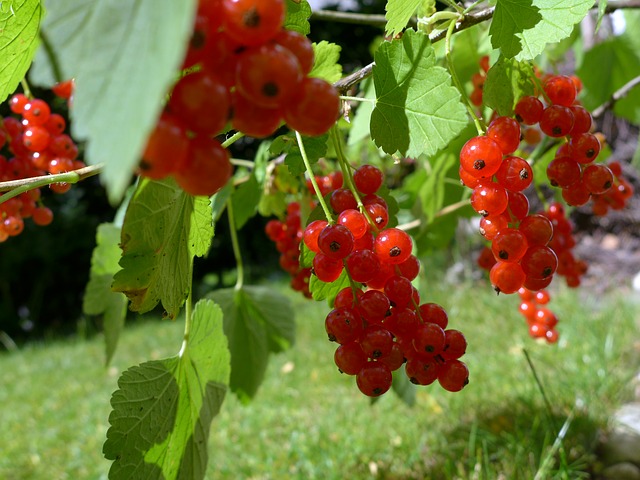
[
  {"xmin": 0, "ymin": 82, "xmax": 81, "ymax": 241},
  {"xmin": 139, "ymin": 0, "xmax": 341, "ymax": 197}
]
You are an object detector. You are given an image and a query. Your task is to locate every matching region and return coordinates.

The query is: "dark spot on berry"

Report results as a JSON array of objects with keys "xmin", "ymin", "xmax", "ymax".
[
  {"xmin": 493, "ymin": 285, "xmax": 501, "ymax": 295},
  {"xmin": 425, "ymin": 345, "xmax": 434, "ymax": 353},
  {"xmin": 515, "ymin": 114, "xmax": 523, "ymax": 123},
  {"xmin": 463, "ymin": 377, "xmax": 470, "ymax": 386},
  {"xmin": 586, "ymin": 148, "xmax": 595, "ymax": 158},
  {"xmin": 375, "ymin": 216, "xmax": 384, "ymax": 225},
  {"xmin": 552, "ymin": 126, "xmax": 562, "ymax": 135},
  {"xmin": 243, "ymin": 7, "xmax": 261, "ymax": 28},
  {"xmin": 519, "ymin": 168, "xmax": 529, "ymax": 180},
  {"xmin": 409, "ymin": 377, "xmax": 419, "ymax": 385},
  {"xmin": 550, "ymin": 180, "xmax": 558, "ymax": 187},
  {"xmin": 473, "ymin": 159, "xmax": 486, "ymax": 170},
  {"xmin": 330, "ymin": 240, "xmax": 341, "ymax": 252},
  {"xmin": 542, "ymin": 267, "xmax": 552, "ymax": 277},
  {"xmin": 372, "ymin": 387, "xmax": 382, "ymax": 395},
  {"xmin": 389, "ymin": 246, "xmax": 401, "ymax": 257},
  {"xmin": 372, "ymin": 349, "xmax": 382, "ymax": 358},
  {"xmin": 479, "ymin": 227, "xmax": 487, "ymax": 237},
  {"xmin": 262, "ymin": 82, "xmax": 279, "ymax": 98},
  {"xmin": 604, "ymin": 180, "xmax": 612, "ymax": 189},
  {"xmin": 498, "ymin": 250, "xmax": 508, "ymax": 260},
  {"xmin": 327, "ymin": 333, "xmax": 336, "ymax": 342},
  {"xmin": 479, "ymin": 209, "xmax": 489, "ymax": 217},
  {"xmin": 190, "ymin": 30, "xmax": 206, "ymax": 50}
]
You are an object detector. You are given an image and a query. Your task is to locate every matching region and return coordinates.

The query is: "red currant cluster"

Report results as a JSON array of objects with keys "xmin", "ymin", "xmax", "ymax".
[
  {"xmin": 544, "ymin": 202, "xmax": 587, "ymax": 288},
  {"xmin": 140, "ymin": 0, "xmax": 340, "ymax": 197},
  {"xmin": 591, "ymin": 161, "xmax": 635, "ymax": 216},
  {"xmin": 301, "ymin": 165, "xmax": 469, "ymax": 396},
  {"xmin": 265, "ymin": 201, "xmax": 311, "ymax": 298},
  {"xmin": 469, "ymin": 55, "xmax": 490, "ymax": 107},
  {"xmin": 264, "ymin": 170, "xmax": 345, "ymax": 297},
  {"xmin": 0, "ymin": 83, "xmax": 81, "ymax": 240},
  {"xmin": 460, "ymin": 116, "xmax": 559, "ymax": 294},
  {"xmin": 517, "ymin": 287, "xmax": 559, "ymax": 343},
  {"xmin": 516, "ymin": 75, "xmax": 616, "ymax": 207}
]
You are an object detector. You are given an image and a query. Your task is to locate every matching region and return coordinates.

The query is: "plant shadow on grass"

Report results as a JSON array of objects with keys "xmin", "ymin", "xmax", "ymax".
[{"xmin": 420, "ymin": 395, "xmax": 602, "ymax": 480}]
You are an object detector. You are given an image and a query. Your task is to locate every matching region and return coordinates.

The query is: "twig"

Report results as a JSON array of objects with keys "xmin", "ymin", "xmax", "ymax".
[
  {"xmin": 334, "ymin": 0, "xmax": 640, "ymax": 95},
  {"xmin": 591, "ymin": 74, "xmax": 640, "ymax": 119},
  {"xmin": 310, "ymin": 9, "xmax": 390, "ymax": 28},
  {"xmin": 333, "ymin": 7, "xmax": 494, "ymax": 94},
  {"xmin": 0, "ymin": 163, "xmax": 103, "ymax": 197}
]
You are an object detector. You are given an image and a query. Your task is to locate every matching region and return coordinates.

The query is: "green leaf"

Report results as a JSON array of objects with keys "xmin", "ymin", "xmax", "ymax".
[
  {"xmin": 230, "ymin": 141, "xmax": 270, "ymax": 230},
  {"xmin": 370, "ymin": 29, "xmax": 468, "ymax": 158},
  {"xmin": 595, "ymin": 0, "xmax": 607, "ymax": 33},
  {"xmin": 104, "ymin": 299, "xmax": 230, "ymax": 480},
  {"xmin": 491, "ymin": 0, "xmax": 593, "ymax": 61},
  {"xmin": 30, "ymin": 0, "xmax": 197, "ymax": 202},
  {"xmin": 347, "ymin": 78, "xmax": 376, "ymax": 146},
  {"xmin": 211, "ymin": 183, "xmax": 233, "ymax": 223},
  {"xmin": 284, "ymin": 0, "xmax": 311, "ymax": 35},
  {"xmin": 577, "ymin": 36, "xmax": 640, "ymax": 124},
  {"xmin": 0, "ymin": 0, "xmax": 42, "ymax": 103},
  {"xmin": 531, "ymin": 142, "xmax": 559, "ymax": 186},
  {"xmin": 112, "ymin": 178, "xmax": 213, "ymax": 318},
  {"xmin": 483, "ymin": 55, "xmax": 535, "ymax": 116},
  {"xmin": 418, "ymin": 154, "xmax": 457, "ymax": 223},
  {"xmin": 284, "ymin": 133, "xmax": 329, "ymax": 176},
  {"xmin": 385, "ymin": 0, "xmax": 421, "ymax": 38},
  {"xmin": 489, "ymin": 0, "xmax": 542, "ymax": 58},
  {"xmin": 309, "ymin": 269, "xmax": 352, "ymax": 303},
  {"xmin": 309, "ymin": 41, "xmax": 342, "ymax": 84},
  {"xmin": 391, "ymin": 369, "xmax": 416, "ymax": 406},
  {"xmin": 208, "ymin": 286, "xmax": 295, "ymax": 401},
  {"xmin": 83, "ymin": 223, "xmax": 128, "ymax": 366}
]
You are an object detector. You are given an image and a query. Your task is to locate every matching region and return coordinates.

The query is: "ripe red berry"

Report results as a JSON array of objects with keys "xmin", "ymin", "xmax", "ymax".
[
  {"xmin": 582, "ymin": 164, "xmax": 614, "ymax": 194},
  {"xmin": 442, "ymin": 329, "xmax": 467, "ymax": 360},
  {"xmin": 337, "ymin": 209, "xmax": 369, "ymax": 239},
  {"xmin": 325, "ymin": 307, "xmax": 363, "ymax": 344},
  {"xmin": 490, "ymin": 261, "xmax": 525, "ymax": 294},
  {"xmin": 274, "ymin": 30, "xmax": 315, "ymax": 75},
  {"xmin": 546, "ymin": 156, "xmax": 581, "ymax": 188},
  {"xmin": 174, "ymin": 136, "xmax": 232, "ymax": 196},
  {"xmin": 520, "ymin": 245, "xmax": 558, "ymax": 279},
  {"xmin": 222, "ymin": 0, "xmax": 285, "ymax": 46},
  {"xmin": 544, "ymin": 75, "xmax": 577, "ymax": 107},
  {"xmin": 312, "ymin": 253, "xmax": 344, "ymax": 282},
  {"xmin": 169, "ymin": 71, "xmax": 230, "ymax": 136},
  {"xmin": 356, "ymin": 362, "xmax": 392, "ymax": 397},
  {"xmin": 470, "ymin": 181, "xmax": 508, "ymax": 217},
  {"xmin": 236, "ymin": 43, "xmax": 303, "ymax": 108},
  {"xmin": 334, "ymin": 342, "xmax": 368, "ymax": 375},
  {"xmin": 374, "ymin": 228, "xmax": 413, "ymax": 265},
  {"xmin": 345, "ymin": 249, "xmax": 380, "ymax": 283},
  {"xmin": 353, "ymin": 164, "xmax": 384, "ymax": 194},
  {"xmin": 459, "ymin": 136, "xmax": 503, "ymax": 178},
  {"xmin": 514, "ymin": 96, "xmax": 544, "ymax": 125},
  {"xmin": 360, "ymin": 325, "xmax": 394, "ymax": 359},
  {"xmin": 487, "ymin": 116, "xmax": 521, "ymax": 155},
  {"xmin": 283, "ymin": 77, "xmax": 340, "ymax": 136},
  {"xmin": 539, "ymin": 105, "xmax": 574, "ymax": 138},
  {"xmin": 303, "ymin": 219, "xmax": 328, "ymax": 253},
  {"xmin": 139, "ymin": 113, "xmax": 189, "ymax": 180},
  {"xmin": 438, "ymin": 360, "xmax": 469, "ymax": 392},
  {"xmin": 317, "ymin": 224, "xmax": 355, "ymax": 260},
  {"xmin": 495, "ymin": 155, "xmax": 533, "ymax": 192},
  {"xmin": 518, "ymin": 214, "xmax": 553, "ymax": 246},
  {"xmin": 491, "ymin": 228, "xmax": 528, "ymax": 263},
  {"xmin": 568, "ymin": 133, "xmax": 601, "ymax": 164}
]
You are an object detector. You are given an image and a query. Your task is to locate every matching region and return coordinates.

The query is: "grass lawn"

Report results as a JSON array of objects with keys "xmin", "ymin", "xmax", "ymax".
[{"xmin": 0, "ymin": 279, "xmax": 638, "ymax": 479}]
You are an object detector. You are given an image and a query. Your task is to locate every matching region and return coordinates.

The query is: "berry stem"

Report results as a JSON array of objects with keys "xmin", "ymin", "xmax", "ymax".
[
  {"xmin": 329, "ymin": 126, "xmax": 379, "ymax": 231},
  {"xmin": 445, "ymin": 16, "xmax": 486, "ymax": 135},
  {"xmin": 178, "ymin": 288, "xmax": 194, "ymax": 358},
  {"xmin": 339, "ymin": 95, "xmax": 374, "ymax": 104},
  {"xmin": 221, "ymin": 131, "xmax": 245, "ymax": 149},
  {"xmin": 20, "ymin": 78, "xmax": 33, "ymax": 99},
  {"xmin": 295, "ymin": 130, "xmax": 335, "ymax": 224},
  {"xmin": 0, "ymin": 163, "xmax": 103, "ymax": 204},
  {"xmin": 226, "ymin": 198, "xmax": 245, "ymax": 291}
]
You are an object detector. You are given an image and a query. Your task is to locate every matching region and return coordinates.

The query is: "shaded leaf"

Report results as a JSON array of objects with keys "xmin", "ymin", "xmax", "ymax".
[
  {"xmin": 208, "ymin": 286, "xmax": 295, "ymax": 402},
  {"xmin": 309, "ymin": 269, "xmax": 352, "ymax": 303},
  {"xmin": 112, "ymin": 178, "xmax": 213, "ymax": 318},
  {"xmin": 83, "ymin": 222, "xmax": 127, "ymax": 365},
  {"xmin": 30, "ymin": 0, "xmax": 197, "ymax": 202},
  {"xmin": 103, "ymin": 299, "xmax": 230, "ymax": 480},
  {"xmin": 483, "ymin": 55, "xmax": 535, "ymax": 116}
]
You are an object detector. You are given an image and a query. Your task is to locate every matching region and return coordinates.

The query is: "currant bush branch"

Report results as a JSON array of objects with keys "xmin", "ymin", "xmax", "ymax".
[
  {"xmin": 591, "ymin": 73, "xmax": 640, "ymax": 119},
  {"xmin": 310, "ymin": 9, "xmax": 390, "ymax": 28},
  {"xmin": 226, "ymin": 198, "xmax": 245, "ymax": 291},
  {"xmin": 334, "ymin": 0, "xmax": 640, "ymax": 95},
  {"xmin": 0, "ymin": 163, "xmax": 104, "ymax": 202}
]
